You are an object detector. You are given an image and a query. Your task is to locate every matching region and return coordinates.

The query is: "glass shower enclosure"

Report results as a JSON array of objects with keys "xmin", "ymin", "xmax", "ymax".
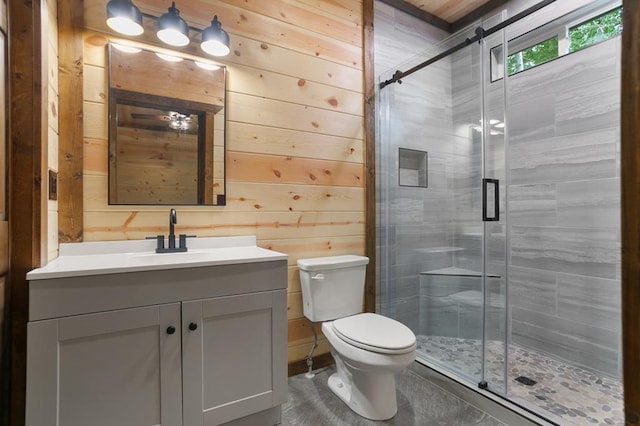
[{"xmin": 376, "ymin": 1, "xmax": 622, "ymax": 424}]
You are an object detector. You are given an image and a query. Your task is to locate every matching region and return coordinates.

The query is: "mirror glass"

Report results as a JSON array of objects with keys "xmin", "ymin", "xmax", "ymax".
[{"xmin": 108, "ymin": 43, "xmax": 226, "ymax": 205}]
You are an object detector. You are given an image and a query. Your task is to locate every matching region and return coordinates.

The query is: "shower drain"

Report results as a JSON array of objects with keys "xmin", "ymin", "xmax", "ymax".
[{"xmin": 515, "ymin": 376, "xmax": 537, "ymax": 386}]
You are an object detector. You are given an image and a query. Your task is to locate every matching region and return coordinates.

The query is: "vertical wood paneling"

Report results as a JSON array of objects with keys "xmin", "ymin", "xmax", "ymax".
[
  {"xmin": 8, "ymin": 0, "xmax": 46, "ymax": 423},
  {"xmin": 363, "ymin": 0, "xmax": 375, "ymax": 314},
  {"xmin": 67, "ymin": 0, "xmax": 366, "ymax": 371},
  {"xmin": 0, "ymin": 4, "xmax": 8, "ymax": 422},
  {"xmin": 47, "ymin": 0, "xmax": 59, "ymax": 262},
  {"xmin": 58, "ymin": 0, "xmax": 84, "ymax": 243},
  {"xmin": 622, "ymin": 0, "xmax": 640, "ymax": 423}
]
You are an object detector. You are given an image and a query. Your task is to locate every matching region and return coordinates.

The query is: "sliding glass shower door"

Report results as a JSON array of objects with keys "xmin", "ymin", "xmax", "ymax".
[{"xmin": 376, "ymin": 15, "xmax": 508, "ymax": 390}]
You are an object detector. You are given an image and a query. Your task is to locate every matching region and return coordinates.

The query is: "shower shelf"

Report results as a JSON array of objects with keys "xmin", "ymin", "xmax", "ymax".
[
  {"xmin": 420, "ymin": 267, "xmax": 500, "ymax": 278},
  {"xmin": 414, "ymin": 247, "xmax": 465, "ymax": 254}
]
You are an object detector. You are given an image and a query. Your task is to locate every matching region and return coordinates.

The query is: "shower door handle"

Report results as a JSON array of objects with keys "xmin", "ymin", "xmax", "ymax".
[{"xmin": 482, "ymin": 178, "xmax": 499, "ymax": 222}]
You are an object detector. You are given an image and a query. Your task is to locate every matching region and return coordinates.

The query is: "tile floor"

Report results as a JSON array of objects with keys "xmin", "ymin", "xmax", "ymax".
[
  {"xmin": 282, "ymin": 365, "xmax": 505, "ymax": 426},
  {"xmin": 417, "ymin": 335, "xmax": 624, "ymax": 426}
]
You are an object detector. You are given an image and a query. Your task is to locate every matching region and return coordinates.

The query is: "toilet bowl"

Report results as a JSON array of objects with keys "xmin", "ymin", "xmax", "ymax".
[
  {"xmin": 322, "ymin": 313, "xmax": 416, "ymax": 420},
  {"xmin": 297, "ymin": 255, "xmax": 417, "ymax": 421}
]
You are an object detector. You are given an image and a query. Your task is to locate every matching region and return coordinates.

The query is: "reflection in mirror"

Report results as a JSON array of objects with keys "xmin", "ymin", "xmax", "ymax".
[{"xmin": 108, "ymin": 43, "xmax": 226, "ymax": 205}]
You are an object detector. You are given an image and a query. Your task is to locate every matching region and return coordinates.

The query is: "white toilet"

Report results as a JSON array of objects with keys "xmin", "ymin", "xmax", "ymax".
[{"xmin": 298, "ymin": 255, "xmax": 416, "ymax": 421}]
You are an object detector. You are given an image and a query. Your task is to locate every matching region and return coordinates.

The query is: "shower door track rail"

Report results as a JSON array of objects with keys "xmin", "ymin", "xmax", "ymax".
[
  {"xmin": 483, "ymin": 387, "xmax": 560, "ymax": 426},
  {"xmin": 378, "ymin": 0, "xmax": 556, "ymax": 90}
]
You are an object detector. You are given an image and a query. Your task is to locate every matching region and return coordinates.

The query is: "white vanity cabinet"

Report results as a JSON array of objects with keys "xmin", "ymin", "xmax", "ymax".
[
  {"xmin": 182, "ymin": 291, "xmax": 287, "ymax": 425},
  {"xmin": 25, "ymin": 237, "xmax": 288, "ymax": 426},
  {"xmin": 27, "ymin": 303, "xmax": 184, "ymax": 426}
]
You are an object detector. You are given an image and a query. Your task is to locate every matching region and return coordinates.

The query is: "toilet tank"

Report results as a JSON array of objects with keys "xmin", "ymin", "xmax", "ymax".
[{"xmin": 297, "ymin": 255, "xmax": 369, "ymax": 322}]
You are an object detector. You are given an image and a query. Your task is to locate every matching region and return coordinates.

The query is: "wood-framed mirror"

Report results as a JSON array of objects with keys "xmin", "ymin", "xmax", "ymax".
[{"xmin": 108, "ymin": 43, "xmax": 226, "ymax": 205}]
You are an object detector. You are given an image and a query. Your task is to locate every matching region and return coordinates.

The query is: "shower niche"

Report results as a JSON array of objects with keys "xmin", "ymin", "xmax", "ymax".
[{"xmin": 398, "ymin": 148, "xmax": 428, "ymax": 188}]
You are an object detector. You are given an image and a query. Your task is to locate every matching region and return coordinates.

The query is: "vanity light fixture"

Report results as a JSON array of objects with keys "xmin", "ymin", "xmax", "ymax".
[
  {"xmin": 157, "ymin": 2, "xmax": 190, "ymax": 47},
  {"xmin": 201, "ymin": 16, "xmax": 230, "ymax": 57},
  {"xmin": 106, "ymin": 0, "xmax": 144, "ymax": 36},
  {"xmin": 105, "ymin": 0, "xmax": 230, "ymax": 57}
]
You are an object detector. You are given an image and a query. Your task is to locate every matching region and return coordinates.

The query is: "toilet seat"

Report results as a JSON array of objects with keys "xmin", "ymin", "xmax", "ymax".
[{"xmin": 331, "ymin": 313, "xmax": 416, "ymax": 355}]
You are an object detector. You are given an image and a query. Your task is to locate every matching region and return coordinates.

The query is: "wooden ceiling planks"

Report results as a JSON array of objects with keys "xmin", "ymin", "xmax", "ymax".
[
  {"xmin": 403, "ymin": 0, "xmax": 493, "ymax": 23},
  {"xmin": 380, "ymin": 0, "xmax": 510, "ymax": 33}
]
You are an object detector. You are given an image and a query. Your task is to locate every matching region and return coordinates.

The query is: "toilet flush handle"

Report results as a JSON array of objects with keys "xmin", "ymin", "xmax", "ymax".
[{"xmin": 311, "ymin": 273, "xmax": 325, "ymax": 280}]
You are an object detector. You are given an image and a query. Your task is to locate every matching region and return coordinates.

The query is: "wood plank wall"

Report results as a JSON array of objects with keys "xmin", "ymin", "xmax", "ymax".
[{"xmin": 72, "ymin": 0, "xmax": 366, "ymax": 368}]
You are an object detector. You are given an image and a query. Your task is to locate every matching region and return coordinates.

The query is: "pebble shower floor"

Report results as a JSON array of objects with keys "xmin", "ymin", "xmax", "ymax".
[{"xmin": 416, "ymin": 335, "xmax": 624, "ymax": 425}]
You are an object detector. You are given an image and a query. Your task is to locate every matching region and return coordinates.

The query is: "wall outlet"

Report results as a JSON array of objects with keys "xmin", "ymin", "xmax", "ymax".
[{"xmin": 48, "ymin": 170, "xmax": 58, "ymax": 201}]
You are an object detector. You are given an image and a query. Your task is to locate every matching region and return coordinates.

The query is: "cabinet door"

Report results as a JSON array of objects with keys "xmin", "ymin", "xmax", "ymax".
[
  {"xmin": 182, "ymin": 290, "xmax": 287, "ymax": 426},
  {"xmin": 26, "ymin": 303, "xmax": 182, "ymax": 426}
]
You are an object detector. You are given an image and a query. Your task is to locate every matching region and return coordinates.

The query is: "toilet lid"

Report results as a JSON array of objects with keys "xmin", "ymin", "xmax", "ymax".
[
  {"xmin": 332, "ymin": 313, "xmax": 416, "ymax": 354},
  {"xmin": 297, "ymin": 255, "xmax": 369, "ymax": 271}
]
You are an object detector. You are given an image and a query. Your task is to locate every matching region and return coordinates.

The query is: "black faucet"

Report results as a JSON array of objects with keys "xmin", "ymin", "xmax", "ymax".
[
  {"xmin": 147, "ymin": 208, "xmax": 194, "ymax": 253},
  {"xmin": 168, "ymin": 208, "xmax": 177, "ymax": 249}
]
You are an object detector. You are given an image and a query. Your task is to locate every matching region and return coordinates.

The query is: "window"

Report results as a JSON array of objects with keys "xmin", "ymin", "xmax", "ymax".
[
  {"xmin": 491, "ymin": 5, "xmax": 622, "ymax": 81},
  {"xmin": 507, "ymin": 36, "xmax": 558, "ymax": 75},
  {"xmin": 568, "ymin": 6, "xmax": 622, "ymax": 52}
]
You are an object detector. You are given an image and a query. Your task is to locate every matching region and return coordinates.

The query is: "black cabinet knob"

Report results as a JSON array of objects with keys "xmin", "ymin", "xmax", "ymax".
[
  {"xmin": 166, "ymin": 326, "xmax": 176, "ymax": 335},
  {"xmin": 188, "ymin": 322, "xmax": 198, "ymax": 331}
]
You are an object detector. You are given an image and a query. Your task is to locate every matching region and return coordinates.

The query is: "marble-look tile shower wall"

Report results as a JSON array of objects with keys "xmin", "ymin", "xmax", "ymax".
[
  {"xmin": 507, "ymin": 37, "xmax": 621, "ymax": 378},
  {"xmin": 374, "ymin": 2, "xmax": 452, "ymax": 331}
]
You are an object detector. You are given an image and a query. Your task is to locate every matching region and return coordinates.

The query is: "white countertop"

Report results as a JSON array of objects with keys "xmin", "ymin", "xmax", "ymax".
[{"xmin": 27, "ymin": 236, "xmax": 287, "ymax": 280}]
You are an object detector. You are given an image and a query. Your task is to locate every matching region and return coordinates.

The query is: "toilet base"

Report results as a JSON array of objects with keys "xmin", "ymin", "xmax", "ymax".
[{"xmin": 327, "ymin": 369, "xmax": 398, "ymax": 421}]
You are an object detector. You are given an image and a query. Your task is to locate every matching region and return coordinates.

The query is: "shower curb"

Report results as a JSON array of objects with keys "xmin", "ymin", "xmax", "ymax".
[{"xmin": 409, "ymin": 361, "xmax": 555, "ymax": 426}]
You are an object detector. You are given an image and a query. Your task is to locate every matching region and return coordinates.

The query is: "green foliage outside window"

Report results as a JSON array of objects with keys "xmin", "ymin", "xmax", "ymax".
[
  {"xmin": 507, "ymin": 36, "xmax": 559, "ymax": 76},
  {"xmin": 569, "ymin": 7, "xmax": 622, "ymax": 52},
  {"xmin": 504, "ymin": 6, "xmax": 622, "ymax": 77}
]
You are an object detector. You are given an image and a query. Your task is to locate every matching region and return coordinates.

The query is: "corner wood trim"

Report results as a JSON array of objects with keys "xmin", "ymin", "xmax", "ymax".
[
  {"xmin": 622, "ymin": 0, "xmax": 640, "ymax": 423},
  {"xmin": 8, "ymin": 0, "xmax": 46, "ymax": 424},
  {"xmin": 363, "ymin": 0, "xmax": 376, "ymax": 314},
  {"xmin": 58, "ymin": 0, "xmax": 84, "ymax": 243},
  {"xmin": 288, "ymin": 352, "xmax": 334, "ymax": 377}
]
